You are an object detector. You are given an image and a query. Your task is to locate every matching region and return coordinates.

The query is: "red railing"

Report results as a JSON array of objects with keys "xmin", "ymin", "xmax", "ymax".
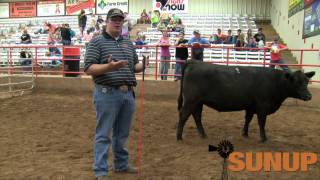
[{"xmin": 0, "ymin": 44, "xmax": 319, "ymax": 83}]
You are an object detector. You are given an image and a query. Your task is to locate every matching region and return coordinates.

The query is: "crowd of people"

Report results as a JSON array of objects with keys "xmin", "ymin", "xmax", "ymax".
[{"xmin": 16, "ymin": 8, "xmax": 289, "ymax": 74}]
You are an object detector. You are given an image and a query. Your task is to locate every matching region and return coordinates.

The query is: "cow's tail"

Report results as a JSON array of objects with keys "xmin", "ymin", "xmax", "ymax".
[{"xmin": 178, "ymin": 61, "xmax": 188, "ymax": 111}]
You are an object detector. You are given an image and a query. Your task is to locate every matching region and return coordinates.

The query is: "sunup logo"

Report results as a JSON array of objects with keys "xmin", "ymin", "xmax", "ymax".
[
  {"xmin": 228, "ymin": 152, "xmax": 318, "ymax": 172},
  {"xmin": 209, "ymin": 140, "xmax": 318, "ymax": 180}
]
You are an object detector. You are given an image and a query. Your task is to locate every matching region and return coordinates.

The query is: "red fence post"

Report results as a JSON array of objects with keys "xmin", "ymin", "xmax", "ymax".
[
  {"xmin": 35, "ymin": 47, "xmax": 38, "ymax": 78},
  {"xmin": 9, "ymin": 47, "xmax": 12, "ymax": 75},
  {"xmin": 263, "ymin": 48, "xmax": 267, "ymax": 67},
  {"xmin": 226, "ymin": 47, "xmax": 230, "ymax": 66},
  {"xmin": 155, "ymin": 46, "xmax": 158, "ymax": 80},
  {"xmin": 299, "ymin": 50, "xmax": 303, "ymax": 69}
]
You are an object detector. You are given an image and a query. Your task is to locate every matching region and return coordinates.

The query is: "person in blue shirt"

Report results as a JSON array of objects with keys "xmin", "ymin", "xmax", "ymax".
[{"xmin": 188, "ymin": 30, "xmax": 210, "ymax": 61}]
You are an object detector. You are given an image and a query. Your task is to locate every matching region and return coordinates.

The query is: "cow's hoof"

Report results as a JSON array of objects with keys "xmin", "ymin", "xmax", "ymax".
[
  {"xmin": 242, "ymin": 133, "xmax": 249, "ymax": 138},
  {"xmin": 241, "ymin": 130, "xmax": 249, "ymax": 138},
  {"xmin": 200, "ymin": 134, "xmax": 207, "ymax": 139},
  {"xmin": 259, "ymin": 138, "xmax": 267, "ymax": 143},
  {"xmin": 177, "ymin": 136, "xmax": 183, "ymax": 141}
]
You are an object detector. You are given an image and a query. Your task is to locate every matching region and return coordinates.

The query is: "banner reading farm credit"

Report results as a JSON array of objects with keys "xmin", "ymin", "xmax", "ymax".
[
  {"xmin": 288, "ymin": 0, "xmax": 304, "ymax": 17},
  {"xmin": 66, "ymin": 0, "xmax": 95, "ymax": 15},
  {"xmin": 96, "ymin": 0, "xmax": 128, "ymax": 14},
  {"xmin": 153, "ymin": 0, "xmax": 188, "ymax": 14},
  {"xmin": 10, "ymin": 1, "xmax": 36, "ymax": 18},
  {"xmin": 38, "ymin": 0, "xmax": 65, "ymax": 16},
  {"xmin": 0, "ymin": 3, "xmax": 9, "ymax": 18}
]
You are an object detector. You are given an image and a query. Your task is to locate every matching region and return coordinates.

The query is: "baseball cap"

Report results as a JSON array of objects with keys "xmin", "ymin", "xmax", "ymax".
[
  {"xmin": 193, "ymin": 30, "xmax": 200, "ymax": 35},
  {"xmin": 107, "ymin": 8, "xmax": 125, "ymax": 19}
]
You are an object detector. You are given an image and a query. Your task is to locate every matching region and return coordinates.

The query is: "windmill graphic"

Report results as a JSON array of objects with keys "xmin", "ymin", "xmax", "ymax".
[{"xmin": 209, "ymin": 140, "xmax": 234, "ymax": 180}]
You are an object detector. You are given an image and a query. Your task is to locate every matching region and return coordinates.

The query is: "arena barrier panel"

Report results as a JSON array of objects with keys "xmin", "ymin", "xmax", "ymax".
[
  {"xmin": 0, "ymin": 47, "xmax": 35, "ymax": 98},
  {"xmin": 0, "ymin": 44, "xmax": 319, "ymax": 83}
]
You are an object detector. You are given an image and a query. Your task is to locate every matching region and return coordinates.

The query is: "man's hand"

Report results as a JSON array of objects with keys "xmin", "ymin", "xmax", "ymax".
[
  {"xmin": 85, "ymin": 55, "xmax": 128, "ymax": 76},
  {"xmin": 107, "ymin": 55, "xmax": 128, "ymax": 71}
]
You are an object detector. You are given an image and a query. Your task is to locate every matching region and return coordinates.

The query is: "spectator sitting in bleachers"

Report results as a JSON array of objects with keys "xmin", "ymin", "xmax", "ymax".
[
  {"xmin": 60, "ymin": 23, "xmax": 72, "ymax": 45},
  {"xmin": 232, "ymin": 29, "xmax": 242, "ymax": 44},
  {"xmin": 223, "ymin": 29, "xmax": 233, "ymax": 44},
  {"xmin": 19, "ymin": 49, "xmax": 32, "ymax": 67},
  {"xmin": 171, "ymin": 13, "xmax": 179, "ymax": 24},
  {"xmin": 96, "ymin": 15, "xmax": 104, "ymax": 31},
  {"xmin": 88, "ymin": 13, "xmax": 97, "ymax": 33},
  {"xmin": 139, "ymin": 9, "xmax": 150, "ymax": 24},
  {"xmin": 188, "ymin": 30, "xmax": 210, "ymax": 61},
  {"xmin": 45, "ymin": 51, "xmax": 62, "ymax": 67},
  {"xmin": 174, "ymin": 19, "xmax": 185, "ymax": 33},
  {"xmin": 235, "ymin": 33, "xmax": 245, "ymax": 51},
  {"xmin": 245, "ymin": 37, "xmax": 257, "ymax": 50},
  {"xmin": 135, "ymin": 35, "xmax": 147, "ymax": 48},
  {"xmin": 34, "ymin": 22, "xmax": 48, "ymax": 34},
  {"xmin": 151, "ymin": 10, "xmax": 160, "ymax": 28},
  {"xmin": 167, "ymin": 20, "xmax": 176, "ymax": 31},
  {"xmin": 20, "ymin": 29, "xmax": 32, "ymax": 44},
  {"xmin": 254, "ymin": 28, "xmax": 266, "ymax": 45},
  {"xmin": 160, "ymin": 7, "xmax": 170, "ymax": 26},
  {"xmin": 210, "ymin": 28, "xmax": 226, "ymax": 44},
  {"xmin": 246, "ymin": 28, "xmax": 253, "ymax": 44},
  {"xmin": 157, "ymin": 19, "xmax": 167, "ymax": 32},
  {"xmin": 157, "ymin": 31, "xmax": 171, "ymax": 80}
]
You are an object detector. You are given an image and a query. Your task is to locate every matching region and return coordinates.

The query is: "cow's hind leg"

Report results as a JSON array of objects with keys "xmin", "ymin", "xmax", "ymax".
[
  {"xmin": 242, "ymin": 110, "xmax": 254, "ymax": 138},
  {"xmin": 192, "ymin": 104, "xmax": 207, "ymax": 139},
  {"xmin": 177, "ymin": 103, "xmax": 194, "ymax": 141},
  {"xmin": 257, "ymin": 113, "xmax": 268, "ymax": 143}
]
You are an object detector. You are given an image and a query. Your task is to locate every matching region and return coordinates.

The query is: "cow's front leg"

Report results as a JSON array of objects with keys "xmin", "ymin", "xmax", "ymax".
[
  {"xmin": 192, "ymin": 104, "xmax": 207, "ymax": 139},
  {"xmin": 177, "ymin": 105, "xmax": 192, "ymax": 141},
  {"xmin": 242, "ymin": 110, "xmax": 254, "ymax": 138},
  {"xmin": 257, "ymin": 113, "xmax": 267, "ymax": 143}
]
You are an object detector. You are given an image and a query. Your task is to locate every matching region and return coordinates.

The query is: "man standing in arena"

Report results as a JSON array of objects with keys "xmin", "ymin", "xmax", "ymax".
[
  {"xmin": 188, "ymin": 30, "xmax": 210, "ymax": 61},
  {"xmin": 84, "ymin": 8, "xmax": 145, "ymax": 180}
]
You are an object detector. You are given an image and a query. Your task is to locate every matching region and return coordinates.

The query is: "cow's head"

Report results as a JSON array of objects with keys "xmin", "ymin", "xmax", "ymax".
[{"xmin": 286, "ymin": 71, "xmax": 315, "ymax": 101}]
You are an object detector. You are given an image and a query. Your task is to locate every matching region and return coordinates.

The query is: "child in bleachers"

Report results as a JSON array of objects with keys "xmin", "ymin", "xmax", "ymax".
[
  {"xmin": 235, "ymin": 33, "xmax": 245, "ymax": 51},
  {"xmin": 157, "ymin": 31, "xmax": 171, "ymax": 80},
  {"xmin": 167, "ymin": 20, "xmax": 176, "ymax": 31},
  {"xmin": 151, "ymin": 10, "xmax": 160, "ymax": 28},
  {"xmin": 174, "ymin": 19, "xmax": 185, "ymax": 33},
  {"xmin": 224, "ymin": 29, "xmax": 233, "ymax": 44},
  {"xmin": 20, "ymin": 29, "xmax": 32, "ymax": 44},
  {"xmin": 211, "ymin": 28, "xmax": 226, "ymax": 44},
  {"xmin": 139, "ymin": 9, "xmax": 150, "ymax": 24}
]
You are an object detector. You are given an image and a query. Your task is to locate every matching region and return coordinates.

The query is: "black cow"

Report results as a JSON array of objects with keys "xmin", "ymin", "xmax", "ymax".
[{"xmin": 177, "ymin": 61, "xmax": 315, "ymax": 142}]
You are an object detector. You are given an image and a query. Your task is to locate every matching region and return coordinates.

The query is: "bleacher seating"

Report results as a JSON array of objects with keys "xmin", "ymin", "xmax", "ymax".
[{"xmin": 0, "ymin": 14, "xmax": 270, "ymax": 74}]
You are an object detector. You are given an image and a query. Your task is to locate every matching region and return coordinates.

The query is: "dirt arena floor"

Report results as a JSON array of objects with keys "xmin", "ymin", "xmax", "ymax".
[{"xmin": 0, "ymin": 78, "xmax": 319, "ymax": 180}]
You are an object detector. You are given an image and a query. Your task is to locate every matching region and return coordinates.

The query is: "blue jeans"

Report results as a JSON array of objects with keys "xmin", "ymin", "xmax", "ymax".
[
  {"xmin": 93, "ymin": 85, "xmax": 135, "ymax": 177},
  {"xmin": 174, "ymin": 57, "xmax": 185, "ymax": 80},
  {"xmin": 270, "ymin": 59, "xmax": 290, "ymax": 72},
  {"xmin": 160, "ymin": 56, "xmax": 170, "ymax": 80}
]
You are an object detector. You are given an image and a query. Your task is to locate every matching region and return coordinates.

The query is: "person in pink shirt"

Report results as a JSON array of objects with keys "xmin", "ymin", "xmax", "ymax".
[{"xmin": 157, "ymin": 31, "xmax": 171, "ymax": 80}]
